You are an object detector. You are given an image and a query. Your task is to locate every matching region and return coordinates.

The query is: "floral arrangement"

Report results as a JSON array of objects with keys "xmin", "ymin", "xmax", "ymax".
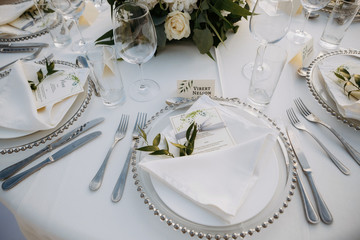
[{"xmin": 96, "ymin": 0, "xmax": 251, "ymax": 58}]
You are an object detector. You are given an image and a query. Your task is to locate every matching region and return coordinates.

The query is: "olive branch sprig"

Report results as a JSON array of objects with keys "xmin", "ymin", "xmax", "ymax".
[
  {"xmin": 136, "ymin": 122, "xmax": 198, "ymax": 158},
  {"xmin": 28, "ymin": 59, "xmax": 58, "ymax": 90},
  {"xmin": 334, "ymin": 65, "xmax": 360, "ymax": 100}
]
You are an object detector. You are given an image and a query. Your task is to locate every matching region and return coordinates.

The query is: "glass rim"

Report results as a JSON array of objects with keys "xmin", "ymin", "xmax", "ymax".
[{"xmin": 114, "ymin": 2, "xmax": 150, "ymax": 20}]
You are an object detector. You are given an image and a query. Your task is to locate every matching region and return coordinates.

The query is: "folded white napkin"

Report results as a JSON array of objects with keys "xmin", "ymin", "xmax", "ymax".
[
  {"xmin": 0, "ymin": 1, "xmax": 34, "ymax": 25},
  {"xmin": 139, "ymin": 95, "xmax": 277, "ymax": 222},
  {"xmin": 0, "ymin": 60, "xmax": 89, "ymax": 133},
  {"xmin": 319, "ymin": 63, "xmax": 360, "ymax": 121}
]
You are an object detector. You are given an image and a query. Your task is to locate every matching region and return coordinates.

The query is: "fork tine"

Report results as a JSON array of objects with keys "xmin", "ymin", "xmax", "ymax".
[
  {"xmin": 116, "ymin": 114, "xmax": 126, "ymax": 132},
  {"xmin": 132, "ymin": 113, "xmax": 141, "ymax": 132},
  {"xmin": 294, "ymin": 98, "xmax": 310, "ymax": 116},
  {"xmin": 121, "ymin": 115, "xmax": 129, "ymax": 134},
  {"xmin": 286, "ymin": 108, "xmax": 297, "ymax": 126}
]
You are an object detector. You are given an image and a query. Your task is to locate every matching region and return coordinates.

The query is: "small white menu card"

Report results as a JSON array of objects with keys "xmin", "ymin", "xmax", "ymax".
[{"xmin": 170, "ymin": 107, "xmax": 235, "ymax": 154}]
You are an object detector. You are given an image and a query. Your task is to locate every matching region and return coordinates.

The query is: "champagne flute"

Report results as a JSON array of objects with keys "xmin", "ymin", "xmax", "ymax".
[
  {"xmin": 51, "ymin": 0, "xmax": 88, "ymax": 52},
  {"xmin": 242, "ymin": 0, "xmax": 293, "ymax": 79},
  {"xmin": 287, "ymin": 0, "xmax": 331, "ymax": 44},
  {"xmin": 112, "ymin": 2, "xmax": 160, "ymax": 102}
]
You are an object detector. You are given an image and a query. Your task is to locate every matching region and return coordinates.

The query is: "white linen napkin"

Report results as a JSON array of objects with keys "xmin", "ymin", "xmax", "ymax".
[
  {"xmin": 319, "ymin": 63, "xmax": 360, "ymax": 121},
  {"xmin": 0, "ymin": 60, "xmax": 89, "ymax": 132},
  {"xmin": 0, "ymin": 1, "xmax": 34, "ymax": 25},
  {"xmin": 139, "ymin": 95, "xmax": 277, "ymax": 222}
]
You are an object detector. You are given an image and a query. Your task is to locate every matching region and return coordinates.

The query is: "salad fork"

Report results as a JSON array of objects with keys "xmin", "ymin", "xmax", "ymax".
[
  {"xmin": 286, "ymin": 108, "xmax": 350, "ymax": 175},
  {"xmin": 89, "ymin": 114, "xmax": 129, "ymax": 191},
  {"xmin": 294, "ymin": 98, "xmax": 360, "ymax": 165},
  {"xmin": 111, "ymin": 112, "xmax": 147, "ymax": 202}
]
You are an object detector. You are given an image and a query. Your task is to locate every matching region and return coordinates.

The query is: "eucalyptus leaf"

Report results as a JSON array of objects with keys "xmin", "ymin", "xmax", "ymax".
[
  {"xmin": 153, "ymin": 133, "xmax": 161, "ymax": 146},
  {"xmin": 95, "ymin": 29, "xmax": 113, "ymax": 43},
  {"xmin": 171, "ymin": 142, "xmax": 187, "ymax": 149},
  {"xmin": 335, "ymin": 72, "xmax": 346, "ymax": 81},
  {"xmin": 193, "ymin": 28, "xmax": 213, "ymax": 54}
]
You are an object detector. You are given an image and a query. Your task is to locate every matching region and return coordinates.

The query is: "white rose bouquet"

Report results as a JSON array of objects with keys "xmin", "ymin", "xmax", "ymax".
[{"xmin": 96, "ymin": 0, "xmax": 251, "ymax": 59}]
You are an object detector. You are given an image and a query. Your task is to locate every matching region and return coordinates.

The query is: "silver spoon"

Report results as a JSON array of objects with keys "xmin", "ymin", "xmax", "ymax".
[
  {"xmin": 297, "ymin": 67, "xmax": 309, "ymax": 77},
  {"xmin": 309, "ymin": 12, "xmax": 320, "ymax": 19}
]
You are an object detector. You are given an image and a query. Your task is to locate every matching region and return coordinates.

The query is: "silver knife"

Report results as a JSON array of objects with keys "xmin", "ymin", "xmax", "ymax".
[
  {"xmin": 76, "ymin": 55, "xmax": 101, "ymax": 97},
  {"xmin": 0, "ymin": 43, "xmax": 49, "ymax": 49},
  {"xmin": 2, "ymin": 131, "xmax": 102, "ymax": 190},
  {"xmin": 287, "ymin": 127, "xmax": 333, "ymax": 224},
  {"xmin": 0, "ymin": 47, "xmax": 38, "ymax": 53},
  {"xmin": 285, "ymin": 130, "xmax": 319, "ymax": 224},
  {"xmin": 0, "ymin": 117, "xmax": 104, "ymax": 181}
]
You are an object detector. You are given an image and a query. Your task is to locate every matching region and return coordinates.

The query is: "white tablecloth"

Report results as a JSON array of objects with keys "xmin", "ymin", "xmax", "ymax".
[{"xmin": 1, "ymin": 4, "xmax": 360, "ymax": 240}]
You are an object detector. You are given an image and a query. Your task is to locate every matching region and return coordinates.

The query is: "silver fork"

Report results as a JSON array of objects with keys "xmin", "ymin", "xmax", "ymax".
[
  {"xmin": 286, "ymin": 108, "xmax": 350, "ymax": 175},
  {"xmin": 89, "ymin": 114, "xmax": 129, "ymax": 191},
  {"xmin": 0, "ymin": 47, "xmax": 44, "ymax": 71},
  {"xmin": 111, "ymin": 112, "xmax": 147, "ymax": 202},
  {"xmin": 294, "ymin": 98, "xmax": 360, "ymax": 166}
]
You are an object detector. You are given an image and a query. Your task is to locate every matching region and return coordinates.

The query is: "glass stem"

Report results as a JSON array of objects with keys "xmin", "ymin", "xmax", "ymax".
[
  {"xmin": 138, "ymin": 63, "xmax": 146, "ymax": 90},
  {"xmin": 256, "ymin": 43, "xmax": 267, "ymax": 71},
  {"xmin": 73, "ymin": 19, "xmax": 86, "ymax": 46},
  {"xmin": 299, "ymin": 9, "xmax": 311, "ymax": 35}
]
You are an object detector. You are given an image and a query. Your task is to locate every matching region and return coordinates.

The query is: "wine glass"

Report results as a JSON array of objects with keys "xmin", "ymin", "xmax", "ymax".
[
  {"xmin": 242, "ymin": 0, "xmax": 293, "ymax": 79},
  {"xmin": 287, "ymin": 0, "xmax": 331, "ymax": 44},
  {"xmin": 50, "ymin": 0, "xmax": 88, "ymax": 52},
  {"xmin": 112, "ymin": 2, "xmax": 160, "ymax": 102}
]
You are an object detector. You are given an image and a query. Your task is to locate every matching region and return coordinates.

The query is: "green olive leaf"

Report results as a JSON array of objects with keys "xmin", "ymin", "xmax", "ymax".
[
  {"xmin": 153, "ymin": 133, "xmax": 161, "ymax": 147},
  {"xmin": 136, "ymin": 146, "xmax": 159, "ymax": 152}
]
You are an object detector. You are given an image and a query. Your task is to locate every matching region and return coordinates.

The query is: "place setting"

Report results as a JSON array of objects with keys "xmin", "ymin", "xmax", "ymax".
[{"xmin": 0, "ymin": 0, "xmax": 360, "ymax": 239}]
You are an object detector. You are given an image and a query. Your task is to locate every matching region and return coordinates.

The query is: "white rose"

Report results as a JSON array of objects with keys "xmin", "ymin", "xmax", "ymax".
[
  {"xmin": 163, "ymin": 0, "xmax": 198, "ymax": 13},
  {"xmin": 164, "ymin": 11, "xmax": 191, "ymax": 41}
]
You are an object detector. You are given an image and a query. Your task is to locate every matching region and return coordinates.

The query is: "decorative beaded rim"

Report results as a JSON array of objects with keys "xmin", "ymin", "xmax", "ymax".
[
  {"xmin": 0, "ymin": 59, "xmax": 93, "ymax": 154},
  {"xmin": 131, "ymin": 96, "xmax": 298, "ymax": 240},
  {"xmin": 0, "ymin": 7, "xmax": 61, "ymax": 42},
  {"xmin": 305, "ymin": 49, "xmax": 360, "ymax": 131}
]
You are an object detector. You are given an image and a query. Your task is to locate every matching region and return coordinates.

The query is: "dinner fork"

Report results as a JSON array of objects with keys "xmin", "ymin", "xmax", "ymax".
[
  {"xmin": 286, "ymin": 108, "xmax": 350, "ymax": 175},
  {"xmin": 111, "ymin": 112, "xmax": 147, "ymax": 202},
  {"xmin": 89, "ymin": 114, "xmax": 129, "ymax": 191},
  {"xmin": 294, "ymin": 98, "xmax": 360, "ymax": 166},
  {"xmin": 0, "ymin": 47, "xmax": 44, "ymax": 71}
]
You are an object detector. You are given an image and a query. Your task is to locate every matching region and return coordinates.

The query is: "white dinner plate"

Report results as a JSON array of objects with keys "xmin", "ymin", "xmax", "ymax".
[
  {"xmin": 306, "ymin": 49, "xmax": 360, "ymax": 131},
  {"xmin": 0, "ymin": 59, "xmax": 93, "ymax": 154},
  {"xmin": 132, "ymin": 97, "xmax": 297, "ymax": 239}
]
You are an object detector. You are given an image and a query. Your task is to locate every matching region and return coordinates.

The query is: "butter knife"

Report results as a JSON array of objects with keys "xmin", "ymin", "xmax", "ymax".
[
  {"xmin": 0, "ymin": 43, "xmax": 49, "ymax": 49},
  {"xmin": 287, "ymin": 127, "xmax": 333, "ymax": 224},
  {"xmin": 2, "ymin": 131, "xmax": 102, "ymax": 190},
  {"xmin": 0, "ymin": 47, "xmax": 38, "ymax": 53},
  {"xmin": 0, "ymin": 117, "xmax": 104, "ymax": 180}
]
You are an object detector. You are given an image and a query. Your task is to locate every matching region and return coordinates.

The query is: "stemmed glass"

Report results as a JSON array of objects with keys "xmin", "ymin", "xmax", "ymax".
[
  {"xmin": 51, "ymin": 0, "xmax": 88, "ymax": 52},
  {"xmin": 242, "ymin": 0, "xmax": 293, "ymax": 79},
  {"xmin": 287, "ymin": 0, "xmax": 331, "ymax": 44},
  {"xmin": 112, "ymin": 2, "xmax": 160, "ymax": 102}
]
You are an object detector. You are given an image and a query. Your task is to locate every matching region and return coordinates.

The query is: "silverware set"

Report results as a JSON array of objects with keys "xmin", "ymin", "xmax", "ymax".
[
  {"xmin": 0, "ymin": 118, "xmax": 104, "ymax": 190},
  {"xmin": 286, "ymin": 97, "xmax": 359, "ymax": 224},
  {"xmin": 89, "ymin": 112, "xmax": 147, "ymax": 203}
]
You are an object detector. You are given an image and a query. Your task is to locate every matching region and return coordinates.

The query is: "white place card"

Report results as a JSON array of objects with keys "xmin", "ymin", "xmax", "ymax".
[
  {"xmin": 289, "ymin": 37, "xmax": 314, "ymax": 68},
  {"xmin": 33, "ymin": 70, "xmax": 84, "ymax": 109},
  {"xmin": 177, "ymin": 79, "xmax": 215, "ymax": 98},
  {"xmin": 170, "ymin": 107, "xmax": 235, "ymax": 155}
]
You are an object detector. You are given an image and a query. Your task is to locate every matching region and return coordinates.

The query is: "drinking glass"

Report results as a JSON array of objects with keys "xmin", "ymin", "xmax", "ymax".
[
  {"xmin": 287, "ymin": 0, "xmax": 331, "ymax": 44},
  {"xmin": 51, "ymin": 0, "xmax": 88, "ymax": 52},
  {"xmin": 242, "ymin": 0, "xmax": 293, "ymax": 79},
  {"xmin": 112, "ymin": 2, "xmax": 160, "ymax": 102}
]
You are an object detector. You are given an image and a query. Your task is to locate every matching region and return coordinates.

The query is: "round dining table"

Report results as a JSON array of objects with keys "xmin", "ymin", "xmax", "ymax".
[{"xmin": 0, "ymin": 2, "xmax": 360, "ymax": 240}]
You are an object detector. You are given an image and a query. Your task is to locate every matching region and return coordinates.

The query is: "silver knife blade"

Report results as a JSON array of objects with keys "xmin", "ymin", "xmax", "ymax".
[
  {"xmin": 286, "ymin": 127, "xmax": 333, "ymax": 224},
  {"xmin": 0, "ymin": 43, "xmax": 49, "ymax": 49},
  {"xmin": 286, "ymin": 128, "xmax": 311, "ymax": 172},
  {"xmin": 0, "ymin": 47, "xmax": 38, "ymax": 53},
  {"xmin": 2, "ymin": 131, "xmax": 102, "ymax": 190},
  {"xmin": 0, "ymin": 117, "xmax": 104, "ymax": 180}
]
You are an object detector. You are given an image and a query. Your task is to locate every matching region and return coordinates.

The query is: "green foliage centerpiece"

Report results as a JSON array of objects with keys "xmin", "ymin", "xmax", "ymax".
[{"xmin": 96, "ymin": 0, "xmax": 251, "ymax": 59}]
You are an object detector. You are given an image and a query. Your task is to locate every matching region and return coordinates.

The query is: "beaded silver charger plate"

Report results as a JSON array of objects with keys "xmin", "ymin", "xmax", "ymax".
[
  {"xmin": 132, "ymin": 97, "xmax": 297, "ymax": 240},
  {"xmin": 0, "ymin": 59, "xmax": 93, "ymax": 154},
  {"xmin": 306, "ymin": 49, "xmax": 360, "ymax": 131}
]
